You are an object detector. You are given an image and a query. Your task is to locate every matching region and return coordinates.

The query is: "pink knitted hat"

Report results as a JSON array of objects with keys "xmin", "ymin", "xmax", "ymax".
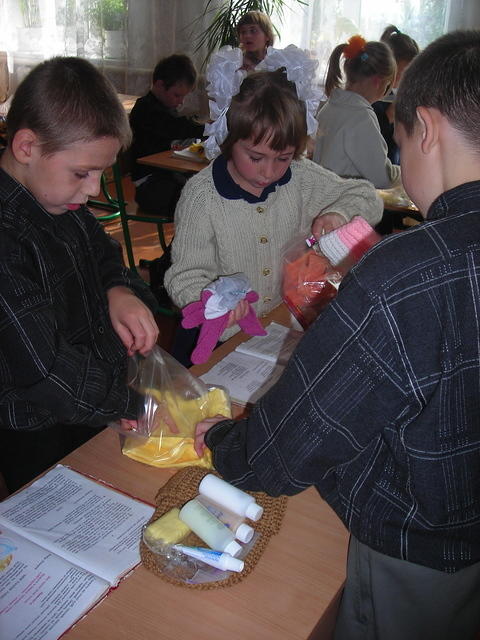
[{"xmin": 317, "ymin": 216, "xmax": 380, "ymax": 266}]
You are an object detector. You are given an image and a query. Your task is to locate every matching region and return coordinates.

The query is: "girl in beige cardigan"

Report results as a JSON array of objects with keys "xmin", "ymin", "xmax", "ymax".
[{"xmin": 165, "ymin": 69, "xmax": 382, "ymax": 365}]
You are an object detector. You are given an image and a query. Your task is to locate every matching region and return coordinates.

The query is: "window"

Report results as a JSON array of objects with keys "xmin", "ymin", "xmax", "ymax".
[{"xmin": 274, "ymin": 0, "xmax": 454, "ymax": 84}]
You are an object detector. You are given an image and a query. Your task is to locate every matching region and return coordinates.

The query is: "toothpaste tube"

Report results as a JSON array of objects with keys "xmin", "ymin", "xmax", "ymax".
[{"xmin": 173, "ymin": 544, "xmax": 244, "ymax": 573}]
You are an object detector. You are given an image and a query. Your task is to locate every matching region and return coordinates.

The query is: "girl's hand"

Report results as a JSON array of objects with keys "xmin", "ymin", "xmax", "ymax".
[
  {"xmin": 312, "ymin": 212, "xmax": 348, "ymax": 238},
  {"xmin": 107, "ymin": 286, "xmax": 159, "ymax": 356},
  {"xmin": 226, "ymin": 299, "xmax": 250, "ymax": 329},
  {"xmin": 194, "ymin": 415, "xmax": 229, "ymax": 457}
]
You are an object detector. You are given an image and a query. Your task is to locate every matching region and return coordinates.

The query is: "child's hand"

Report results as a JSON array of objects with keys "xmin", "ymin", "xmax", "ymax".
[
  {"xmin": 107, "ymin": 286, "xmax": 159, "ymax": 356},
  {"xmin": 226, "ymin": 299, "xmax": 250, "ymax": 329},
  {"xmin": 312, "ymin": 212, "xmax": 348, "ymax": 238},
  {"xmin": 194, "ymin": 415, "xmax": 229, "ymax": 457},
  {"xmin": 119, "ymin": 418, "xmax": 137, "ymax": 431}
]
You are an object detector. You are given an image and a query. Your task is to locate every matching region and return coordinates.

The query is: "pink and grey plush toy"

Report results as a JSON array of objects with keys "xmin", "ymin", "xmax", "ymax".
[{"xmin": 181, "ymin": 274, "xmax": 266, "ymax": 364}]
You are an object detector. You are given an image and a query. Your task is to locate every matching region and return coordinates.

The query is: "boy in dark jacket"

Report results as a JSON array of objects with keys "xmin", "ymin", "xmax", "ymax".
[
  {"xmin": 129, "ymin": 54, "xmax": 204, "ymax": 216},
  {"xmin": 195, "ymin": 31, "xmax": 480, "ymax": 639},
  {"xmin": 0, "ymin": 57, "xmax": 158, "ymax": 492}
]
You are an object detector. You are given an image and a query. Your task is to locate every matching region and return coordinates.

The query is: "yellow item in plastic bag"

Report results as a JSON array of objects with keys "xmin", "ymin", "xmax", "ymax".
[
  {"xmin": 122, "ymin": 387, "xmax": 230, "ymax": 469},
  {"xmin": 144, "ymin": 507, "xmax": 191, "ymax": 545}
]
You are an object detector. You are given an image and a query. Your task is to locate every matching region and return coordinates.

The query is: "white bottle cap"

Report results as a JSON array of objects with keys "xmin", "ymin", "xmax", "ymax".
[
  {"xmin": 222, "ymin": 555, "xmax": 244, "ymax": 573},
  {"xmin": 245, "ymin": 501, "xmax": 263, "ymax": 521},
  {"xmin": 235, "ymin": 523, "xmax": 254, "ymax": 544},
  {"xmin": 224, "ymin": 539, "xmax": 242, "ymax": 557}
]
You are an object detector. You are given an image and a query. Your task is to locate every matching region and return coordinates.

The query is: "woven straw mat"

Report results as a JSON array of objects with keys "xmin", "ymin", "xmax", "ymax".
[{"xmin": 140, "ymin": 466, "xmax": 288, "ymax": 589}]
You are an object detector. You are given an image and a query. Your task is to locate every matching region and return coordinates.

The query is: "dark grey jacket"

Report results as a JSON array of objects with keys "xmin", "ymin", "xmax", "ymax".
[{"xmin": 207, "ymin": 181, "xmax": 480, "ymax": 573}]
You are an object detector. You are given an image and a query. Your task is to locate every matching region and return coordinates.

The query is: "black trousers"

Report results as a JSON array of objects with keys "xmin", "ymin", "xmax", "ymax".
[
  {"xmin": 171, "ymin": 325, "xmax": 223, "ymax": 369},
  {"xmin": 0, "ymin": 423, "xmax": 101, "ymax": 494},
  {"xmin": 134, "ymin": 171, "xmax": 187, "ymax": 217}
]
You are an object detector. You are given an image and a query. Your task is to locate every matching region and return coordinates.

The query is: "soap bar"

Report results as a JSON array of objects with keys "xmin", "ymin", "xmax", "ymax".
[{"xmin": 144, "ymin": 507, "xmax": 191, "ymax": 545}]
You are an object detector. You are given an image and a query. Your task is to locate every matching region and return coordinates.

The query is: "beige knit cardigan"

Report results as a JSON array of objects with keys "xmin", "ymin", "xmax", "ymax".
[{"xmin": 165, "ymin": 158, "xmax": 383, "ymax": 340}]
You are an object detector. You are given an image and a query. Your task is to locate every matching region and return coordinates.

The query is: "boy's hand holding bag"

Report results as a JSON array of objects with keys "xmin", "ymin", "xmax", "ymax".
[{"xmin": 110, "ymin": 346, "xmax": 231, "ymax": 469}]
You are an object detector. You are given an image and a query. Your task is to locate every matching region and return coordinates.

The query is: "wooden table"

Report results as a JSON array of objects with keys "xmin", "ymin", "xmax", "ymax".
[
  {"xmin": 138, "ymin": 149, "xmax": 209, "ymax": 174},
  {"xmin": 376, "ymin": 187, "xmax": 423, "ymax": 233},
  {"xmin": 61, "ymin": 305, "xmax": 348, "ymax": 640},
  {"xmin": 118, "ymin": 93, "xmax": 139, "ymax": 115}
]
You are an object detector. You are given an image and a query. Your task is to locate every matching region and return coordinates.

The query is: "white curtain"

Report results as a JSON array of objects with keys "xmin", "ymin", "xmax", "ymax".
[
  {"xmin": 273, "ymin": 0, "xmax": 480, "ymax": 84},
  {"xmin": 1, "ymin": 0, "xmax": 479, "ymax": 102},
  {"xmin": 0, "ymin": 0, "xmax": 218, "ymax": 97}
]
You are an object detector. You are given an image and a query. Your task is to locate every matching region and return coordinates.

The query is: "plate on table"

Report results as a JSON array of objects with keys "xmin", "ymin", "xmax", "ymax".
[{"xmin": 172, "ymin": 148, "xmax": 206, "ymax": 163}]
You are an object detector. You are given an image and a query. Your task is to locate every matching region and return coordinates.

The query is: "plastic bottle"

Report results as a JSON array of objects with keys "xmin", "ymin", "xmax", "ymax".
[
  {"xmin": 198, "ymin": 474, "xmax": 264, "ymax": 522},
  {"xmin": 196, "ymin": 494, "xmax": 254, "ymax": 543},
  {"xmin": 178, "ymin": 498, "xmax": 242, "ymax": 557},
  {"xmin": 173, "ymin": 544, "xmax": 244, "ymax": 572}
]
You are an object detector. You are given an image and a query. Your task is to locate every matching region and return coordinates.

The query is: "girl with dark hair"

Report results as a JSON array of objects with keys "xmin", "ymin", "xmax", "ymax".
[{"xmin": 373, "ymin": 25, "xmax": 420, "ymax": 163}]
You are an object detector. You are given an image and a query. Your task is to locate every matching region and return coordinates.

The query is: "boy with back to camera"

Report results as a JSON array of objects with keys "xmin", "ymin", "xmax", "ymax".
[
  {"xmin": 195, "ymin": 31, "xmax": 480, "ymax": 639},
  {"xmin": 0, "ymin": 57, "xmax": 159, "ymax": 494},
  {"xmin": 129, "ymin": 54, "xmax": 205, "ymax": 216}
]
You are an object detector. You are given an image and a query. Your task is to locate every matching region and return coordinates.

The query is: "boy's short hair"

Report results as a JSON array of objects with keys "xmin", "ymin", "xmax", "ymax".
[
  {"xmin": 236, "ymin": 10, "xmax": 275, "ymax": 47},
  {"xmin": 221, "ymin": 69, "xmax": 307, "ymax": 160},
  {"xmin": 6, "ymin": 57, "xmax": 131, "ymax": 154},
  {"xmin": 152, "ymin": 54, "xmax": 197, "ymax": 89},
  {"xmin": 395, "ymin": 30, "xmax": 480, "ymax": 140}
]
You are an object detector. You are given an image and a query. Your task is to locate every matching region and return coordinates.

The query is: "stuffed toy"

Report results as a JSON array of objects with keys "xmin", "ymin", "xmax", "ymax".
[{"xmin": 181, "ymin": 274, "xmax": 266, "ymax": 364}]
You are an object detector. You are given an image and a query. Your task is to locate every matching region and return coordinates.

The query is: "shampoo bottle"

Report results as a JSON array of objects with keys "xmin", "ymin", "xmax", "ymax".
[
  {"xmin": 196, "ymin": 494, "xmax": 254, "ymax": 543},
  {"xmin": 198, "ymin": 474, "xmax": 263, "ymax": 522},
  {"xmin": 178, "ymin": 498, "xmax": 242, "ymax": 557}
]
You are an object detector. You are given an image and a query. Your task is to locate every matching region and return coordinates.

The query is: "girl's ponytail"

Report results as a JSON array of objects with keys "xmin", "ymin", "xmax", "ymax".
[
  {"xmin": 380, "ymin": 24, "xmax": 419, "ymax": 63},
  {"xmin": 326, "ymin": 34, "xmax": 396, "ymax": 93},
  {"xmin": 324, "ymin": 44, "xmax": 346, "ymax": 97}
]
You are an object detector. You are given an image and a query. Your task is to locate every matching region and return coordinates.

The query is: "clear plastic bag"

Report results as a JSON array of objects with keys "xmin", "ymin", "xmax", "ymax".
[
  {"xmin": 111, "ymin": 346, "xmax": 231, "ymax": 469},
  {"xmin": 142, "ymin": 526, "xmax": 259, "ymax": 585},
  {"xmin": 282, "ymin": 235, "xmax": 342, "ymax": 330}
]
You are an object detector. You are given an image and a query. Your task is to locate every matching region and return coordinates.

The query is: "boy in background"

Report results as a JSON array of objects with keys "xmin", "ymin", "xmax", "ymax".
[
  {"xmin": 0, "ymin": 57, "xmax": 158, "ymax": 493},
  {"xmin": 195, "ymin": 31, "xmax": 480, "ymax": 638},
  {"xmin": 129, "ymin": 54, "xmax": 204, "ymax": 217}
]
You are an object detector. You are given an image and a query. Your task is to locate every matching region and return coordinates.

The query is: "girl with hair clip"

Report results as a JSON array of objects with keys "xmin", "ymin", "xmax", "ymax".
[
  {"xmin": 165, "ymin": 47, "xmax": 383, "ymax": 366},
  {"xmin": 313, "ymin": 35, "xmax": 401, "ymax": 189},
  {"xmin": 374, "ymin": 25, "xmax": 420, "ymax": 163}
]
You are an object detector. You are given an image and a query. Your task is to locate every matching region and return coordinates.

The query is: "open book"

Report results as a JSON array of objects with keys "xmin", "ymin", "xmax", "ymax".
[
  {"xmin": 0, "ymin": 464, "xmax": 154, "ymax": 640},
  {"xmin": 200, "ymin": 322, "xmax": 303, "ymax": 406}
]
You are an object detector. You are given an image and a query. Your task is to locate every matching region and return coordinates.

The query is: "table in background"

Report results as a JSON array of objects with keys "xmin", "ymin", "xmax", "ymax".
[
  {"xmin": 377, "ymin": 186, "xmax": 423, "ymax": 233},
  {"xmin": 138, "ymin": 149, "xmax": 209, "ymax": 174},
  {"xmin": 118, "ymin": 93, "xmax": 139, "ymax": 115},
  {"xmin": 62, "ymin": 305, "xmax": 348, "ymax": 640}
]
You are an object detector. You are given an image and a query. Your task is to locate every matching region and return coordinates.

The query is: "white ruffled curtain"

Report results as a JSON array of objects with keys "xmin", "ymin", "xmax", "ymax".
[
  {"xmin": 1, "ymin": 0, "xmax": 479, "ymax": 104},
  {"xmin": 273, "ymin": 0, "xmax": 480, "ymax": 84},
  {"xmin": 0, "ymin": 0, "xmax": 219, "ymax": 98}
]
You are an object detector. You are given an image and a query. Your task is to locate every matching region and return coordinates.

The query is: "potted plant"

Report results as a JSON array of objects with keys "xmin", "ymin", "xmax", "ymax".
[
  {"xmin": 88, "ymin": 0, "xmax": 126, "ymax": 31},
  {"xmin": 18, "ymin": 0, "xmax": 42, "ymax": 52},
  {"xmin": 88, "ymin": 0, "xmax": 127, "ymax": 58},
  {"xmin": 194, "ymin": 0, "xmax": 306, "ymax": 67}
]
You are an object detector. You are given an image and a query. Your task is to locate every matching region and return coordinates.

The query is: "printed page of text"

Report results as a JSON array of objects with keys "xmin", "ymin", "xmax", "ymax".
[
  {"xmin": 0, "ymin": 525, "xmax": 108, "ymax": 640},
  {"xmin": 0, "ymin": 465, "xmax": 154, "ymax": 586}
]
